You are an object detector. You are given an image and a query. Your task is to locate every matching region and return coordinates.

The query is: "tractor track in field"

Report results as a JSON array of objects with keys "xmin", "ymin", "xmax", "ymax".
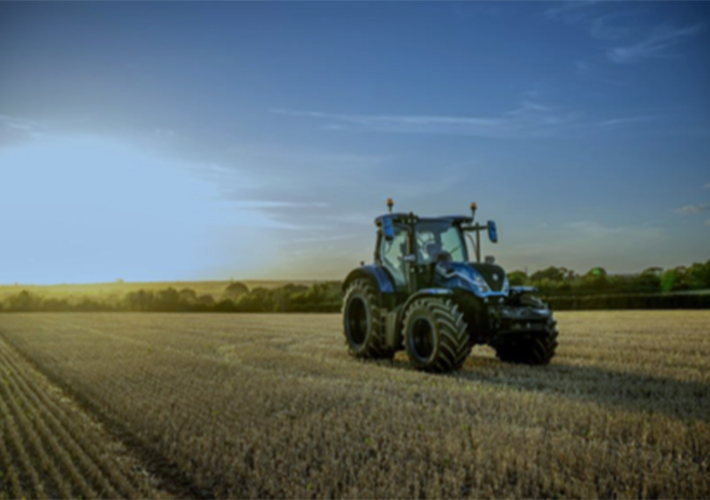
[{"xmin": 0, "ymin": 329, "xmax": 213, "ymax": 500}]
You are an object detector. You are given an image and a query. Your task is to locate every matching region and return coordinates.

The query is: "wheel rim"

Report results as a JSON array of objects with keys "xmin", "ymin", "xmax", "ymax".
[
  {"xmin": 346, "ymin": 297, "xmax": 368, "ymax": 347},
  {"xmin": 409, "ymin": 317, "xmax": 435, "ymax": 361}
]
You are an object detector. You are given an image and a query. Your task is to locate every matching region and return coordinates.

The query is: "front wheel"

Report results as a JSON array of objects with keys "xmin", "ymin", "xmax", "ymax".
[
  {"xmin": 402, "ymin": 298, "xmax": 471, "ymax": 373},
  {"xmin": 494, "ymin": 319, "xmax": 558, "ymax": 365}
]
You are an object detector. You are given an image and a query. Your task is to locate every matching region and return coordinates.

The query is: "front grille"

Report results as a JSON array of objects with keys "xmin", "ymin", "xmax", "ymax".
[{"xmin": 470, "ymin": 263, "xmax": 506, "ymax": 292}]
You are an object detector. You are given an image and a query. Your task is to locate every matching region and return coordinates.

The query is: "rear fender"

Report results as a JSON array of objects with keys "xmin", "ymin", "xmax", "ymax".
[{"xmin": 342, "ymin": 265, "xmax": 395, "ymax": 295}]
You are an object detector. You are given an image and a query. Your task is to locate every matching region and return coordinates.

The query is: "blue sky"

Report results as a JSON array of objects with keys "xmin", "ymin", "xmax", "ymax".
[{"xmin": 1, "ymin": 1, "xmax": 709, "ymax": 284}]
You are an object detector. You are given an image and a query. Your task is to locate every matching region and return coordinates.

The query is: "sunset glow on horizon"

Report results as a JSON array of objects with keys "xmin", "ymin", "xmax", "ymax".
[{"xmin": 0, "ymin": 135, "xmax": 287, "ymax": 284}]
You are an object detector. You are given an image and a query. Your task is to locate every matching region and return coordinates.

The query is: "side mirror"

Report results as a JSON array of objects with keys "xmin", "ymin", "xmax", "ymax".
[
  {"xmin": 382, "ymin": 215, "xmax": 395, "ymax": 241},
  {"xmin": 488, "ymin": 220, "xmax": 498, "ymax": 243}
]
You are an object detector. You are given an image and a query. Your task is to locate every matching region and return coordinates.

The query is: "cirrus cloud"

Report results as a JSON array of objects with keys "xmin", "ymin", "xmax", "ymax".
[
  {"xmin": 675, "ymin": 202, "xmax": 710, "ymax": 226},
  {"xmin": 607, "ymin": 24, "xmax": 703, "ymax": 63}
]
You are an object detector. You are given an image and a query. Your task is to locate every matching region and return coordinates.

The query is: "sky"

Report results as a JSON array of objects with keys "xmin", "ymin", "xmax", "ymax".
[{"xmin": 1, "ymin": 1, "xmax": 709, "ymax": 284}]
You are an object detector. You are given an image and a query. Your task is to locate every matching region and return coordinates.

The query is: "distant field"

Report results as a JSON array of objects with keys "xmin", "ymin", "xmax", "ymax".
[
  {"xmin": 0, "ymin": 279, "xmax": 317, "ymax": 301},
  {"xmin": 0, "ymin": 311, "xmax": 708, "ymax": 498}
]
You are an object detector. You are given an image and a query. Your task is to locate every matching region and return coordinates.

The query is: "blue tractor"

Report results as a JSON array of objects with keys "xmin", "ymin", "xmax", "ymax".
[{"xmin": 342, "ymin": 200, "xmax": 558, "ymax": 373}]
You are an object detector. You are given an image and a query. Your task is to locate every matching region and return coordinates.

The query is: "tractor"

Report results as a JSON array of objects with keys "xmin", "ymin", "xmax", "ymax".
[{"xmin": 342, "ymin": 200, "xmax": 558, "ymax": 373}]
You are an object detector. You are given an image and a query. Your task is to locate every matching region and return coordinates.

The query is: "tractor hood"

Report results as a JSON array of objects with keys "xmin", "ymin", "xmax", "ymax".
[{"xmin": 433, "ymin": 262, "xmax": 509, "ymax": 298}]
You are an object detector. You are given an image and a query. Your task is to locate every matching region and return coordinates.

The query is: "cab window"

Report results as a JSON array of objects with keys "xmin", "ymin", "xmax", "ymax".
[{"xmin": 416, "ymin": 222, "xmax": 466, "ymax": 263}]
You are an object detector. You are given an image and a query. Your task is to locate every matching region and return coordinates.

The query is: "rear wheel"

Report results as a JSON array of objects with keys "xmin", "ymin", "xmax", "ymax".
[
  {"xmin": 494, "ymin": 319, "xmax": 558, "ymax": 365},
  {"xmin": 402, "ymin": 298, "xmax": 470, "ymax": 372},
  {"xmin": 342, "ymin": 279, "xmax": 393, "ymax": 359}
]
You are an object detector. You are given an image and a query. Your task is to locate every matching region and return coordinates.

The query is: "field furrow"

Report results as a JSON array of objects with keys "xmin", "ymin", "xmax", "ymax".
[
  {"xmin": 0, "ymin": 345, "xmax": 104, "ymax": 498},
  {"xmin": 0, "ymin": 365, "xmax": 56, "ymax": 498},
  {"xmin": 0, "ymin": 334, "xmax": 169, "ymax": 500},
  {"xmin": 0, "ymin": 311, "xmax": 708, "ymax": 498},
  {"xmin": 0, "ymin": 338, "xmax": 144, "ymax": 497},
  {"xmin": 4, "ymin": 359, "xmax": 116, "ymax": 498},
  {"xmin": 0, "ymin": 410, "xmax": 29, "ymax": 500}
]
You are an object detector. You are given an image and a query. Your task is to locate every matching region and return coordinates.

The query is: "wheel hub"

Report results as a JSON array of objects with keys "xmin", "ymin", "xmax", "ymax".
[
  {"xmin": 347, "ymin": 297, "xmax": 368, "ymax": 346},
  {"xmin": 410, "ymin": 317, "xmax": 435, "ymax": 361}
]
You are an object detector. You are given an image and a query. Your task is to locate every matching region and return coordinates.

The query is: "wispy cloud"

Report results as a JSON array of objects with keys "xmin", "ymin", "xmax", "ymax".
[
  {"xmin": 505, "ymin": 100, "xmax": 551, "ymax": 115},
  {"xmin": 608, "ymin": 24, "xmax": 703, "ymax": 63},
  {"xmin": 0, "ymin": 114, "xmax": 44, "ymax": 147},
  {"xmin": 271, "ymin": 101, "xmax": 578, "ymax": 139},
  {"xmin": 566, "ymin": 220, "xmax": 624, "ymax": 237},
  {"xmin": 596, "ymin": 115, "xmax": 659, "ymax": 127},
  {"xmin": 564, "ymin": 220, "xmax": 663, "ymax": 240},
  {"xmin": 675, "ymin": 202, "xmax": 710, "ymax": 226},
  {"xmin": 676, "ymin": 203, "xmax": 710, "ymax": 214},
  {"xmin": 573, "ymin": 59, "xmax": 628, "ymax": 86},
  {"xmin": 705, "ymin": 183, "xmax": 710, "ymax": 190},
  {"xmin": 549, "ymin": 6, "xmax": 704, "ymax": 70},
  {"xmin": 590, "ymin": 12, "xmax": 641, "ymax": 41},
  {"xmin": 276, "ymin": 234, "xmax": 357, "ymax": 246},
  {"xmin": 273, "ymin": 103, "xmax": 670, "ymax": 138},
  {"xmin": 231, "ymin": 200, "xmax": 330, "ymax": 210},
  {"xmin": 544, "ymin": 1, "xmax": 599, "ymax": 22}
]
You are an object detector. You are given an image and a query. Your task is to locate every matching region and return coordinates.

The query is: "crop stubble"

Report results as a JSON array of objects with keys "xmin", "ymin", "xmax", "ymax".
[{"xmin": 0, "ymin": 311, "xmax": 708, "ymax": 498}]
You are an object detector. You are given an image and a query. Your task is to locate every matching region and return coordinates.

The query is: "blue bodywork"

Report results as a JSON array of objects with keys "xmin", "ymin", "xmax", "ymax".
[
  {"xmin": 432, "ymin": 262, "xmax": 509, "ymax": 298},
  {"xmin": 344, "ymin": 262, "xmax": 509, "ymax": 300}
]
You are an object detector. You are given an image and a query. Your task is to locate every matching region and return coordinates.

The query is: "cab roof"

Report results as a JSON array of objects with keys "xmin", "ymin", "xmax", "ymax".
[{"xmin": 375, "ymin": 213, "xmax": 473, "ymax": 227}]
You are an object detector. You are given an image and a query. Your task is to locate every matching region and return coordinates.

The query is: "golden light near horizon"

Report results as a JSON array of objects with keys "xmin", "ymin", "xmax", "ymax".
[{"xmin": 0, "ymin": 134, "xmax": 281, "ymax": 284}]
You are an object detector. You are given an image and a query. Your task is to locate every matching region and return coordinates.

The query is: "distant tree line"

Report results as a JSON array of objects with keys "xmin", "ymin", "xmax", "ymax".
[
  {"xmin": 0, "ymin": 260, "xmax": 708, "ymax": 313},
  {"xmin": 544, "ymin": 292, "xmax": 710, "ymax": 311},
  {"xmin": 509, "ymin": 260, "xmax": 710, "ymax": 295},
  {"xmin": 507, "ymin": 260, "xmax": 710, "ymax": 310},
  {"xmin": 0, "ymin": 281, "xmax": 343, "ymax": 313}
]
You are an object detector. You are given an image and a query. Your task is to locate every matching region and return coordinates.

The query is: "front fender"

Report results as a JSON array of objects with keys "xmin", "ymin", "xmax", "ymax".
[{"xmin": 400, "ymin": 288, "xmax": 454, "ymax": 317}]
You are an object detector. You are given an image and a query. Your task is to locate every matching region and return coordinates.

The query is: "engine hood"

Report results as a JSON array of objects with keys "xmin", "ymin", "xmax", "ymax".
[{"xmin": 433, "ymin": 262, "xmax": 509, "ymax": 298}]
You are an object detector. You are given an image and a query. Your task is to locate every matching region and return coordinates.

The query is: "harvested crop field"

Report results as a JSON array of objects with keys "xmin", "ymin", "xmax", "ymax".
[{"xmin": 0, "ymin": 311, "xmax": 708, "ymax": 498}]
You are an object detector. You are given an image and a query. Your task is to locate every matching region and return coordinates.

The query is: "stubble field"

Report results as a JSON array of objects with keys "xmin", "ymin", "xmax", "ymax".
[{"xmin": 0, "ymin": 311, "xmax": 708, "ymax": 499}]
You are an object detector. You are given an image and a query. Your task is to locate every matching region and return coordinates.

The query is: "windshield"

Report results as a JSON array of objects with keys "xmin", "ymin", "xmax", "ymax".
[{"xmin": 415, "ymin": 221, "xmax": 466, "ymax": 264}]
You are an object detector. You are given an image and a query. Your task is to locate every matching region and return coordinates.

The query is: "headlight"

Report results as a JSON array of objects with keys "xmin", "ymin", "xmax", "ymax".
[{"xmin": 470, "ymin": 271, "xmax": 491, "ymax": 294}]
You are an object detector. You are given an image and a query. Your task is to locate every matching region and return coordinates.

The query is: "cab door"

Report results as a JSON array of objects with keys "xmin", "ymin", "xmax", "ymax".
[{"xmin": 378, "ymin": 226, "xmax": 409, "ymax": 292}]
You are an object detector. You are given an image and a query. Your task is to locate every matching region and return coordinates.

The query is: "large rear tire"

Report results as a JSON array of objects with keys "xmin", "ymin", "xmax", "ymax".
[
  {"xmin": 402, "ymin": 298, "xmax": 471, "ymax": 373},
  {"xmin": 342, "ymin": 279, "xmax": 394, "ymax": 359},
  {"xmin": 494, "ymin": 319, "xmax": 558, "ymax": 365}
]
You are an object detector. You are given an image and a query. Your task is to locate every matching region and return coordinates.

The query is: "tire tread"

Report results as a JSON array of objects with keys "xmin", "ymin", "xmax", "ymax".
[
  {"xmin": 342, "ymin": 279, "xmax": 394, "ymax": 359},
  {"xmin": 403, "ymin": 298, "xmax": 471, "ymax": 373}
]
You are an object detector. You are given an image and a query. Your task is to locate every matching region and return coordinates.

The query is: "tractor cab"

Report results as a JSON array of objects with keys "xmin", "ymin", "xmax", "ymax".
[{"xmin": 374, "ymin": 200, "xmax": 498, "ymax": 294}]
